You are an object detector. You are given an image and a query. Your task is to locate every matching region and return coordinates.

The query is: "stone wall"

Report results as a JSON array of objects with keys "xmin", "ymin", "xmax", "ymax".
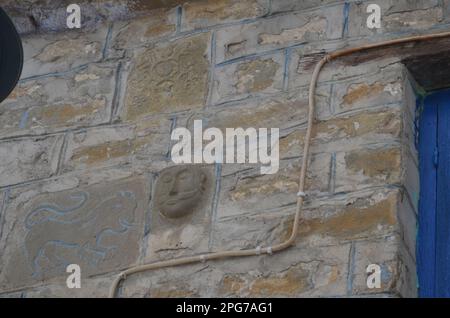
[{"xmin": 1, "ymin": 0, "xmax": 449, "ymax": 297}]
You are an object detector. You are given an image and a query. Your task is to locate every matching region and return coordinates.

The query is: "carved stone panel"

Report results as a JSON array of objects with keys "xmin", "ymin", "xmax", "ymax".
[
  {"xmin": 0, "ymin": 177, "xmax": 149, "ymax": 291},
  {"xmin": 124, "ymin": 32, "xmax": 210, "ymax": 120},
  {"xmin": 146, "ymin": 165, "xmax": 215, "ymax": 261}
]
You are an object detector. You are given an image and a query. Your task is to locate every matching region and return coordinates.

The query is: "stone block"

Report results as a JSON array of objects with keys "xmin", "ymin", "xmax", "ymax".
[
  {"xmin": 212, "ymin": 54, "xmax": 285, "ymax": 104},
  {"xmin": 144, "ymin": 165, "xmax": 215, "ymax": 261},
  {"xmin": 331, "ymin": 64, "xmax": 405, "ymax": 114},
  {"xmin": 61, "ymin": 122, "xmax": 170, "ymax": 172},
  {"xmin": 211, "ymin": 211, "xmax": 289, "ymax": 251},
  {"xmin": 119, "ymin": 243, "xmax": 349, "ymax": 297},
  {"xmin": 348, "ymin": 0, "xmax": 442, "ymax": 38},
  {"xmin": 181, "ymin": 0, "xmax": 269, "ymax": 31},
  {"xmin": 286, "ymin": 189, "xmax": 400, "ymax": 247},
  {"xmin": 445, "ymin": 0, "xmax": 450, "ymax": 22},
  {"xmin": 289, "ymin": 48, "xmax": 401, "ymax": 89},
  {"xmin": 20, "ymin": 275, "xmax": 115, "ymax": 298},
  {"xmin": 0, "ymin": 136, "xmax": 64, "ymax": 187},
  {"xmin": 21, "ymin": 26, "xmax": 108, "ymax": 78},
  {"xmin": 1, "ymin": 63, "xmax": 116, "ymax": 138},
  {"xmin": 403, "ymin": 150, "xmax": 419, "ymax": 214},
  {"xmin": 281, "ymin": 106, "xmax": 401, "ymax": 165},
  {"xmin": 352, "ymin": 236, "xmax": 417, "ymax": 297},
  {"xmin": 270, "ymin": 0, "xmax": 338, "ymax": 14},
  {"xmin": 109, "ymin": 7, "xmax": 177, "ymax": 52},
  {"xmin": 398, "ymin": 193, "xmax": 417, "ymax": 262},
  {"xmin": 124, "ymin": 32, "xmax": 210, "ymax": 120},
  {"xmin": 334, "ymin": 147, "xmax": 402, "ymax": 193},
  {"xmin": 217, "ymin": 243, "xmax": 350, "ymax": 297},
  {"xmin": 0, "ymin": 177, "xmax": 149, "ymax": 291},
  {"xmin": 217, "ymin": 154, "xmax": 331, "ymax": 218},
  {"xmin": 191, "ymin": 94, "xmax": 306, "ymax": 130},
  {"xmin": 308, "ymin": 108, "xmax": 402, "ymax": 154},
  {"xmin": 215, "ymin": 5, "xmax": 344, "ymax": 63}
]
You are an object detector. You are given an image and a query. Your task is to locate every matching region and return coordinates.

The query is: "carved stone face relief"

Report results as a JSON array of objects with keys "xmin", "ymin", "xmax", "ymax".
[
  {"xmin": 154, "ymin": 165, "xmax": 208, "ymax": 219},
  {"xmin": 145, "ymin": 165, "xmax": 214, "ymax": 261}
]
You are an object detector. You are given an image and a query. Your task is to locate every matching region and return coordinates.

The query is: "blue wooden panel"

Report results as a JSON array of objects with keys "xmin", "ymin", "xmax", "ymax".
[
  {"xmin": 418, "ymin": 94, "xmax": 438, "ymax": 297},
  {"xmin": 436, "ymin": 89, "xmax": 450, "ymax": 297}
]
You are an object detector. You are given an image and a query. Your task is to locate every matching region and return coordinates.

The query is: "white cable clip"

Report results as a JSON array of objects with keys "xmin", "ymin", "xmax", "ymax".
[
  {"xmin": 256, "ymin": 246, "xmax": 262, "ymax": 255},
  {"xmin": 297, "ymin": 191, "xmax": 307, "ymax": 198},
  {"xmin": 267, "ymin": 246, "xmax": 273, "ymax": 255},
  {"xmin": 200, "ymin": 255, "xmax": 206, "ymax": 263}
]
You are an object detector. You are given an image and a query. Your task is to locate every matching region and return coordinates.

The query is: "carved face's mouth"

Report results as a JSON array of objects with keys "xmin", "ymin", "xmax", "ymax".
[{"xmin": 163, "ymin": 189, "xmax": 199, "ymax": 206}]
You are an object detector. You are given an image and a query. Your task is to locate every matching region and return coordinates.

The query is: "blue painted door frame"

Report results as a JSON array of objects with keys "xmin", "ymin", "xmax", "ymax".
[{"xmin": 418, "ymin": 89, "xmax": 450, "ymax": 297}]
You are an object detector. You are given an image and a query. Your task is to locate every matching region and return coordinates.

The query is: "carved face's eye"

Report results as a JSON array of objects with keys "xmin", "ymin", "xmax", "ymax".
[
  {"xmin": 178, "ymin": 170, "xmax": 192, "ymax": 181},
  {"xmin": 162, "ymin": 174, "xmax": 172, "ymax": 183}
]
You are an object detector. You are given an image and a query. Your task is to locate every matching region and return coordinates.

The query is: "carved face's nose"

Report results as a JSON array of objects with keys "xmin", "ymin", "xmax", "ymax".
[
  {"xmin": 0, "ymin": 8, "xmax": 23, "ymax": 104},
  {"xmin": 169, "ymin": 185, "xmax": 178, "ymax": 196}
]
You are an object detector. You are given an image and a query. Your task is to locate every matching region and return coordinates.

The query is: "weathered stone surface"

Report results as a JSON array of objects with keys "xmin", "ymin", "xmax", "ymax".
[
  {"xmin": 131, "ymin": 116, "xmax": 173, "ymax": 166},
  {"xmin": 181, "ymin": 0, "xmax": 269, "ymax": 31},
  {"xmin": 0, "ymin": 177, "xmax": 149, "ymax": 291},
  {"xmin": 352, "ymin": 237, "xmax": 398, "ymax": 295},
  {"xmin": 0, "ymin": 0, "xmax": 427, "ymax": 298},
  {"xmin": 398, "ymin": 193, "xmax": 417, "ymax": 261},
  {"xmin": 124, "ymin": 33, "xmax": 210, "ymax": 120},
  {"xmin": 12, "ymin": 275, "xmax": 115, "ymax": 298},
  {"xmin": 217, "ymin": 154, "xmax": 331, "ymax": 218},
  {"xmin": 1, "ymin": 63, "xmax": 116, "ymax": 138},
  {"xmin": 218, "ymin": 243, "xmax": 350, "ymax": 297},
  {"xmin": 215, "ymin": 5, "xmax": 344, "ymax": 63},
  {"xmin": 403, "ymin": 150, "xmax": 419, "ymax": 214},
  {"xmin": 214, "ymin": 188, "xmax": 399, "ymax": 253},
  {"xmin": 119, "ymin": 243, "xmax": 350, "ymax": 297},
  {"xmin": 289, "ymin": 49, "xmax": 401, "ymax": 89},
  {"xmin": 403, "ymin": 76, "xmax": 419, "ymax": 163},
  {"xmin": 211, "ymin": 211, "xmax": 289, "ymax": 251},
  {"xmin": 341, "ymin": 82, "xmax": 399, "ymax": 108},
  {"xmin": 335, "ymin": 147, "xmax": 402, "ymax": 193},
  {"xmin": 348, "ymin": 0, "xmax": 442, "ymax": 37},
  {"xmin": 62, "ymin": 126, "xmax": 135, "ymax": 172},
  {"xmin": 212, "ymin": 54, "xmax": 284, "ymax": 104},
  {"xmin": 317, "ymin": 110, "xmax": 400, "ymax": 140},
  {"xmin": 352, "ymin": 236, "xmax": 417, "ymax": 297},
  {"xmin": 280, "ymin": 107, "xmax": 401, "ymax": 162},
  {"xmin": 145, "ymin": 165, "xmax": 215, "ymax": 261},
  {"xmin": 270, "ymin": 0, "xmax": 338, "ymax": 14},
  {"xmin": 21, "ymin": 26, "xmax": 108, "ymax": 78},
  {"xmin": 61, "ymin": 123, "xmax": 170, "ymax": 172},
  {"xmin": 0, "ymin": 136, "xmax": 64, "ymax": 187},
  {"xmin": 331, "ymin": 65, "xmax": 404, "ymax": 114},
  {"xmin": 189, "ymin": 93, "xmax": 310, "ymax": 131},
  {"xmin": 3, "ymin": 0, "xmax": 190, "ymax": 34},
  {"xmin": 109, "ymin": 8, "xmax": 177, "ymax": 52},
  {"xmin": 285, "ymin": 190, "xmax": 399, "ymax": 247},
  {"xmin": 279, "ymin": 130, "xmax": 305, "ymax": 159},
  {"xmin": 445, "ymin": 0, "xmax": 450, "ymax": 22}
]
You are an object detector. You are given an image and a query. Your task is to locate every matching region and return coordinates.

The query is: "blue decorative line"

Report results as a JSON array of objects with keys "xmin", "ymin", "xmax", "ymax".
[
  {"xmin": 18, "ymin": 110, "xmax": 29, "ymax": 129},
  {"xmin": 343, "ymin": 2, "xmax": 350, "ymax": 38}
]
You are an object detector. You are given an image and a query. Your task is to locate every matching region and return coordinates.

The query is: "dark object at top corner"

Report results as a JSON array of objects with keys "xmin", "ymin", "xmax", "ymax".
[{"xmin": 0, "ymin": 7, "xmax": 23, "ymax": 104}]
